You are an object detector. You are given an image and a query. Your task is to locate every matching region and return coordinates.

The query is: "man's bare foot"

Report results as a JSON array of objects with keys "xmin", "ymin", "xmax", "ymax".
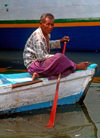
[
  {"xmin": 32, "ymin": 72, "xmax": 40, "ymax": 80},
  {"xmin": 76, "ymin": 62, "xmax": 89, "ymax": 70},
  {"xmin": 32, "ymin": 72, "xmax": 47, "ymax": 80}
]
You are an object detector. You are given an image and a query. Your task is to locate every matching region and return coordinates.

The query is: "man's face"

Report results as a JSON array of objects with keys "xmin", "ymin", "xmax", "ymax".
[{"xmin": 40, "ymin": 17, "xmax": 54, "ymax": 35}]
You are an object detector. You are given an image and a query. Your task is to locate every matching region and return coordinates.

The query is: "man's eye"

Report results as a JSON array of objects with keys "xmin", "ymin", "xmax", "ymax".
[{"xmin": 47, "ymin": 24, "xmax": 54, "ymax": 26}]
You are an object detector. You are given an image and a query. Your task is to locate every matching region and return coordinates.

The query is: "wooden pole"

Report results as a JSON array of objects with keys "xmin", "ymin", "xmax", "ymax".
[{"xmin": 12, "ymin": 79, "xmax": 42, "ymax": 89}]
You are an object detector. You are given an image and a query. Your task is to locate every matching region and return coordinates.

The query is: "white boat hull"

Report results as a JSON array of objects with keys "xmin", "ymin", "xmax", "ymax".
[{"xmin": 0, "ymin": 64, "xmax": 97, "ymax": 116}]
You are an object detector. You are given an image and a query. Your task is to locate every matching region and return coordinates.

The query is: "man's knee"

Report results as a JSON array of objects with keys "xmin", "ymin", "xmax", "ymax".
[{"xmin": 55, "ymin": 53, "xmax": 64, "ymax": 58}]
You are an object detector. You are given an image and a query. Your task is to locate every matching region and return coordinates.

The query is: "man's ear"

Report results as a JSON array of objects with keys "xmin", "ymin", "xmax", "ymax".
[{"xmin": 40, "ymin": 21, "xmax": 43, "ymax": 26}]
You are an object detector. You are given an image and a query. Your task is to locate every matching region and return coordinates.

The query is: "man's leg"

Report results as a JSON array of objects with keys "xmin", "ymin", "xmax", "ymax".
[{"xmin": 76, "ymin": 62, "xmax": 89, "ymax": 70}]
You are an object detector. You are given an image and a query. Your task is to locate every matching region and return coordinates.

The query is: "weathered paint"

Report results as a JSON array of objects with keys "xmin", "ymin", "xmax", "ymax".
[
  {"xmin": 0, "ymin": 0, "xmax": 100, "ymax": 20},
  {"xmin": 0, "ymin": 91, "xmax": 84, "ymax": 115},
  {"xmin": 0, "ymin": 64, "xmax": 97, "ymax": 116}
]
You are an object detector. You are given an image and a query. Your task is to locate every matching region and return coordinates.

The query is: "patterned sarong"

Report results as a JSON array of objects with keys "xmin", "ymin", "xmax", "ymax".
[{"xmin": 28, "ymin": 53, "xmax": 76, "ymax": 80}]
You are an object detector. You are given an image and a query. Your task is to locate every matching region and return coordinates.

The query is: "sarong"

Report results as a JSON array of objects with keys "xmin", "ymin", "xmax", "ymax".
[{"xmin": 28, "ymin": 53, "xmax": 76, "ymax": 80}]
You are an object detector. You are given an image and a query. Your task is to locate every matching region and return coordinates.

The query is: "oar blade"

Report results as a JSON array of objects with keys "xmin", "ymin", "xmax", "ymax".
[
  {"xmin": 46, "ymin": 94, "xmax": 58, "ymax": 128},
  {"xmin": 46, "ymin": 74, "xmax": 60, "ymax": 128},
  {"xmin": 46, "ymin": 113, "xmax": 55, "ymax": 128}
]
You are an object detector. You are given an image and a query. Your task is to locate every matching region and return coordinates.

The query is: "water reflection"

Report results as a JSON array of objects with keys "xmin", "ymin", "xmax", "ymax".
[{"xmin": 0, "ymin": 104, "xmax": 97, "ymax": 138}]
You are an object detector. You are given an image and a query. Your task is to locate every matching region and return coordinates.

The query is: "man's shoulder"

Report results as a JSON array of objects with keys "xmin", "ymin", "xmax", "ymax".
[
  {"xmin": 31, "ymin": 27, "xmax": 42, "ymax": 37},
  {"xmin": 33, "ymin": 27, "xmax": 41, "ymax": 34}
]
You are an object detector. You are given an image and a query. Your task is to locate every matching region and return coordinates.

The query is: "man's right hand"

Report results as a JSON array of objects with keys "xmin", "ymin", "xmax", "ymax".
[{"xmin": 60, "ymin": 36, "xmax": 70, "ymax": 43}]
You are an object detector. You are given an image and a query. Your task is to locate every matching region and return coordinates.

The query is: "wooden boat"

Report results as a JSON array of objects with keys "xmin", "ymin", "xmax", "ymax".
[{"xmin": 0, "ymin": 64, "xmax": 97, "ymax": 116}]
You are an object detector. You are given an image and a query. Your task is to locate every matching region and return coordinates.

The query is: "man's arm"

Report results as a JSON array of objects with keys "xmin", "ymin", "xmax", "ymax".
[
  {"xmin": 49, "ymin": 36, "xmax": 70, "ymax": 49},
  {"xmin": 49, "ymin": 40, "xmax": 61, "ymax": 49}
]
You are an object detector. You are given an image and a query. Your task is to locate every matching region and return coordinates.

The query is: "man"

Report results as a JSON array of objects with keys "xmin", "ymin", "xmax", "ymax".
[{"xmin": 23, "ymin": 13, "xmax": 88, "ymax": 80}]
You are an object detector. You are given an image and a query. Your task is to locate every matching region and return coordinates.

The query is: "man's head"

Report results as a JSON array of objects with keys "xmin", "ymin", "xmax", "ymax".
[{"xmin": 40, "ymin": 13, "xmax": 54, "ymax": 35}]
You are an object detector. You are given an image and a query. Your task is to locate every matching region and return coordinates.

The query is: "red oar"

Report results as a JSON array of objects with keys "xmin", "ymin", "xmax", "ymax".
[{"xmin": 47, "ymin": 42, "xmax": 67, "ymax": 128}]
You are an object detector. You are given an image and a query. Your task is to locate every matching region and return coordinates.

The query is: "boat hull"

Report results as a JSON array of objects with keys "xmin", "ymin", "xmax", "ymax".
[
  {"xmin": 0, "ymin": 25, "xmax": 100, "ymax": 51},
  {"xmin": 0, "ymin": 64, "xmax": 97, "ymax": 116},
  {"xmin": 0, "ymin": 0, "xmax": 100, "ymax": 51}
]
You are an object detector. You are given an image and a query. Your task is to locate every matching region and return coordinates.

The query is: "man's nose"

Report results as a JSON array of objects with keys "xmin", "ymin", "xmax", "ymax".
[{"xmin": 49, "ymin": 24, "xmax": 53, "ymax": 29}]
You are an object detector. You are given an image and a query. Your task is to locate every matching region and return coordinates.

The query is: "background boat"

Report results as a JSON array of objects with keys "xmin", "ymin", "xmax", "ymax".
[{"xmin": 0, "ymin": 0, "xmax": 100, "ymax": 51}]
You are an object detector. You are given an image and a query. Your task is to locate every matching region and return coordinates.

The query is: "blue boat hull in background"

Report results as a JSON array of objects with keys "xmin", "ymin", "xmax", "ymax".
[{"xmin": 0, "ymin": 26, "xmax": 100, "ymax": 51}]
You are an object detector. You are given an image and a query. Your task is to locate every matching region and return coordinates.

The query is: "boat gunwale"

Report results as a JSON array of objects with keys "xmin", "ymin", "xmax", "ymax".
[{"xmin": 0, "ymin": 68, "xmax": 95, "ymax": 95}]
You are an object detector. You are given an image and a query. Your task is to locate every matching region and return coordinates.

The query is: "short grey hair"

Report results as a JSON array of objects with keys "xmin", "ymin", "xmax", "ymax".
[{"xmin": 40, "ymin": 13, "xmax": 54, "ymax": 23}]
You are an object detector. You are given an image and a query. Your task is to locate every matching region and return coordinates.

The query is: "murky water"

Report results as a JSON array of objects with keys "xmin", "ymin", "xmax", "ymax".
[
  {"xmin": 85, "ymin": 83, "xmax": 100, "ymax": 138},
  {"xmin": 0, "ymin": 50, "xmax": 100, "ymax": 138},
  {"xmin": 0, "ymin": 100, "xmax": 98, "ymax": 138}
]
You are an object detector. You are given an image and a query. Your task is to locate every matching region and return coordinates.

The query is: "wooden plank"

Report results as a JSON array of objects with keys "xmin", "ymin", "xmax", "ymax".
[{"xmin": 12, "ymin": 79, "xmax": 42, "ymax": 89}]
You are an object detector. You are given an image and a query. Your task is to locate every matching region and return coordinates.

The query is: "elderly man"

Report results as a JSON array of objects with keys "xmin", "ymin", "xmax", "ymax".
[{"xmin": 23, "ymin": 13, "xmax": 88, "ymax": 80}]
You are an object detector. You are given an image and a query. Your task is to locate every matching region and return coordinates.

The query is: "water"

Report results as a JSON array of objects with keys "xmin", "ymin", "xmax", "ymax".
[
  {"xmin": 0, "ymin": 50, "xmax": 100, "ymax": 138},
  {"xmin": 0, "ymin": 101, "xmax": 98, "ymax": 138},
  {"xmin": 85, "ymin": 83, "xmax": 100, "ymax": 138}
]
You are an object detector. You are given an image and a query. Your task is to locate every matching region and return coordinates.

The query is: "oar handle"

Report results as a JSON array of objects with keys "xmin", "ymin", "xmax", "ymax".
[{"xmin": 62, "ymin": 42, "xmax": 67, "ymax": 55}]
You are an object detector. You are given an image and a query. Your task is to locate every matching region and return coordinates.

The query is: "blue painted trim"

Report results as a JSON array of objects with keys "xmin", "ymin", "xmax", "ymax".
[
  {"xmin": 0, "ymin": 91, "xmax": 84, "ymax": 115},
  {"xmin": 87, "ymin": 64, "xmax": 97, "ymax": 70},
  {"xmin": 0, "ymin": 26, "xmax": 100, "ymax": 51}
]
